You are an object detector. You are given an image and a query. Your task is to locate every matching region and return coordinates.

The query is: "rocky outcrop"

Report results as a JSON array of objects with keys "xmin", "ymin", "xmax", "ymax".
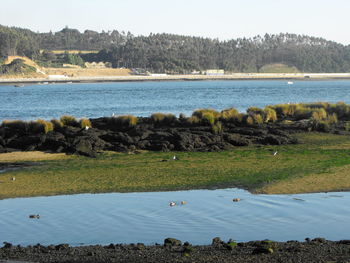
[{"xmin": 0, "ymin": 117, "xmax": 319, "ymax": 157}]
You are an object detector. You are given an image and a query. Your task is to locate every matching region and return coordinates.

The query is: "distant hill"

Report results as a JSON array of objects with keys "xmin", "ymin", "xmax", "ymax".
[{"xmin": 0, "ymin": 24, "xmax": 350, "ymax": 73}]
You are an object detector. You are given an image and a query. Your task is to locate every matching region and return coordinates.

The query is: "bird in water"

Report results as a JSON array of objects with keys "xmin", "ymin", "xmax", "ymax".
[{"xmin": 169, "ymin": 202, "xmax": 176, "ymax": 207}]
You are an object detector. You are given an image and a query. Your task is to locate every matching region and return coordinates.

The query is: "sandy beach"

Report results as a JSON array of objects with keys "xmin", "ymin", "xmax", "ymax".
[{"xmin": 1, "ymin": 73, "xmax": 350, "ymax": 84}]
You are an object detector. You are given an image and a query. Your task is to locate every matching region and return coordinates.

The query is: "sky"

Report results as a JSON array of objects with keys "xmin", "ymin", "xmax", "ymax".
[{"xmin": 1, "ymin": 0, "xmax": 349, "ymax": 45}]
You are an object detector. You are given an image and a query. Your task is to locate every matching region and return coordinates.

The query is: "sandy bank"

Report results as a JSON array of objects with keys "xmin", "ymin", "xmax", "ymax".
[{"xmin": 1, "ymin": 73, "xmax": 350, "ymax": 84}]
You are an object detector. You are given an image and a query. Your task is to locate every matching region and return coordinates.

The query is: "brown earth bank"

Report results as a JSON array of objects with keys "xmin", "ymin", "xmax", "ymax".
[{"xmin": 1, "ymin": 237, "xmax": 350, "ymax": 263}]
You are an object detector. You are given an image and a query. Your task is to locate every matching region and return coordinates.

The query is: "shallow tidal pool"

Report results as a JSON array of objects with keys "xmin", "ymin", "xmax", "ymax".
[{"xmin": 0, "ymin": 188, "xmax": 349, "ymax": 246}]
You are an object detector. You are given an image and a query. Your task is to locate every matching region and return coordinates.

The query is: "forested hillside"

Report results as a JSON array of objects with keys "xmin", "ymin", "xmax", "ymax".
[{"xmin": 1, "ymin": 24, "xmax": 350, "ymax": 73}]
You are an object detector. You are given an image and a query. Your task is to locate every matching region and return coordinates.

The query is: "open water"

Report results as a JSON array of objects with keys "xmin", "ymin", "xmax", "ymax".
[
  {"xmin": 0, "ymin": 189, "xmax": 349, "ymax": 246},
  {"xmin": 1, "ymin": 80, "xmax": 350, "ymax": 121}
]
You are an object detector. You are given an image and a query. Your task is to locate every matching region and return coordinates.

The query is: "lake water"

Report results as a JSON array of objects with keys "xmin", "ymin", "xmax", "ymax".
[
  {"xmin": 0, "ymin": 189, "xmax": 349, "ymax": 246},
  {"xmin": 1, "ymin": 80, "xmax": 350, "ymax": 121}
]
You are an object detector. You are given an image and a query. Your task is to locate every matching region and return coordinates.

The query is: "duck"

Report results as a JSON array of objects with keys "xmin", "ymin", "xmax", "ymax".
[
  {"xmin": 180, "ymin": 201, "xmax": 187, "ymax": 205},
  {"xmin": 169, "ymin": 202, "xmax": 176, "ymax": 207},
  {"xmin": 232, "ymin": 198, "xmax": 241, "ymax": 202},
  {"xmin": 29, "ymin": 214, "xmax": 40, "ymax": 219}
]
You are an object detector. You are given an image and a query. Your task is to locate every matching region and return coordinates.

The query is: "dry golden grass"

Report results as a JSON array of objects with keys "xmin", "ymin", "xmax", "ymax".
[
  {"xmin": 0, "ymin": 151, "xmax": 69, "ymax": 162},
  {"xmin": 45, "ymin": 68, "xmax": 131, "ymax": 77},
  {"xmin": 4, "ymin": 56, "xmax": 42, "ymax": 69},
  {"xmin": 257, "ymin": 165, "xmax": 350, "ymax": 194},
  {"xmin": 46, "ymin": 50, "xmax": 99, "ymax": 54}
]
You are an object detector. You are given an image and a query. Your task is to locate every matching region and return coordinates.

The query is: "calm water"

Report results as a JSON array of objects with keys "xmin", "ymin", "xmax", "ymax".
[
  {"xmin": 1, "ymin": 80, "xmax": 350, "ymax": 121},
  {"xmin": 0, "ymin": 189, "xmax": 349, "ymax": 246},
  {"xmin": 1, "ymin": 80, "xmax": 350, "ymax": 245}
]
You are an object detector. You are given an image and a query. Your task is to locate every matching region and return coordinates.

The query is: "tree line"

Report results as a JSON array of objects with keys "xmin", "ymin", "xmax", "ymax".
[{"xmin": 0, "ymin": 24, "xmax": 350, "ymax": 73}]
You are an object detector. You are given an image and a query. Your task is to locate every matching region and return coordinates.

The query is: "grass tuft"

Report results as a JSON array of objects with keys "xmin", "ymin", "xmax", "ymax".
[
  {"xmin": 60, "ymin": 115, "xmax": 79, "ymax": 127},
  {"xmin": 80, "ymin": 118, "xmax": 92, "ymax": 129}
]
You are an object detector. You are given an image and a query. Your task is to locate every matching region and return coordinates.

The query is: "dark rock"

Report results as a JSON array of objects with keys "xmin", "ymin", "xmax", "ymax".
[
  {"xmin": 252, "ymin": 246, "xmax": 274, "ymax": 254},
  {"xmin": 7, "ymin": 135, "xmax": 44, "ymax": 150},
  {"xmin": 136, "ymin": 243, "xmax": 145, "ymax": 250},
  {"xmin": 74, "ymin": 138, "xmax": 96, "ymax": 157},
  {"xmin": 3, "ymin": 242, "xmax": 12, "ymax": 249},
  {"xmin": 224, "ymin": 133, "xmax": 250, "ymax": 146},
  {"xmin": 41, "ymin": 132, "xmax": 67, "ymax": 152},
  {"xmin": 311, "ymin": 237, "xmax": 327, "ymax": 244},
  {"xmin": 164, "ymin": 238, "xmax": 182, "ymax": 247},
  {"xmin": 0, "ymin": 136, "xmax": 5, "ymax": 146},
  {"xmin": 212, "ymin": 237, "xmax": 224, "ymax": 246},
  {"xmin": 337, "ymin": 240, "xmax": 350, "ymax": 245},
  {"xmin": 100, "ymin": 132, "xmax": 134, "ymax": 145},
  {"xmin": 55, "ymin": 244, "xmax": 70, "ymax": 250}
]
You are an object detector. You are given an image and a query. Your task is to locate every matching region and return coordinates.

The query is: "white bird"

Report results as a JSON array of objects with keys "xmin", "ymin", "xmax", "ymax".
[
  {"xmin": 85, "ymin": 126, "xmax": 90, "ymax": 130},
  {"xmin": 169, "ymin": 202, "xmax": 176, "ymax": 207},
  {"xmin": 11, "ymin": 177, "xmax": 16, "ymax": 181},
  {"xmin": 173, "ymin": 155, "xmax": 179, "ymax": 160},
  {"xmin": 273, "ymin": 151, "xmax": 278, "ymax": 156}
]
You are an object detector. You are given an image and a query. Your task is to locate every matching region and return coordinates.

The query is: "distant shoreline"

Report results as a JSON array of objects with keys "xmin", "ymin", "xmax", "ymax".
[{"xmin": 1, "ymin": 73, "xmax": 350, "ymax": 84}]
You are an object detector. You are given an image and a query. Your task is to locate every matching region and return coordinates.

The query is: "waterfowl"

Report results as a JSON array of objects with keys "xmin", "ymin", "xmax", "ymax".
[
  {"xmin": 173, "ymin": 155, "xmax": 179, "ymax": 160},
  {"xmin": 232, "ymin": 198, "xmax": 241, "ymax": 202},
  {"xmin": 169, "ymin": 202, "xmax": 176, "ymax": 207},
  {"xmin": 273, "ymin": 151, "xmax": 278, "ymax": 156},
  {"xmin": 180, "ymin": 201, "xmax": 187, "ymax": 205},
  {"xmin": 29, "ymin": 214, "xmax": 40, "ymax": 219}
]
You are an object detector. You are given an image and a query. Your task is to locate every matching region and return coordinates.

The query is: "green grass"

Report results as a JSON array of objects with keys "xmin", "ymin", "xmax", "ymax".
[{"xmin": 1, "ymin": 132, "xmax": 350, "ymax": 199}]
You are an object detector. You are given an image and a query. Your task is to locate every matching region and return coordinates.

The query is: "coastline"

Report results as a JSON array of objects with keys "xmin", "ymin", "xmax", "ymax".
[
  {"xmin": 1, "ymin": 73, "xmax": 350, "ymax": 84},
  {"xmin": 1, "ymin": 238, "xmax": 350, "ymax": 263}
]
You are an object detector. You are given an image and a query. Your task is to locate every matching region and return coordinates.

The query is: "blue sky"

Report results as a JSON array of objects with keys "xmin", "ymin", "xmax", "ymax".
[{"xmin": 1, "ymin": 0, "xmax": 349, "ymax": 44}]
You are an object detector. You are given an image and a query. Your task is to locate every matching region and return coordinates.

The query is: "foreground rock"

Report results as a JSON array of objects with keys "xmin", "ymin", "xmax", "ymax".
[{"xmin": 1, "ymin": 238, "xmax": 350, "ymax": 262}]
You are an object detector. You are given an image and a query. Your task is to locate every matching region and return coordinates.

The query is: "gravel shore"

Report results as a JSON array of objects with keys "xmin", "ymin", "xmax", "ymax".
[{"xmin": 1, "ymin": 238, "xmax": 350, "ymax": 263}]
